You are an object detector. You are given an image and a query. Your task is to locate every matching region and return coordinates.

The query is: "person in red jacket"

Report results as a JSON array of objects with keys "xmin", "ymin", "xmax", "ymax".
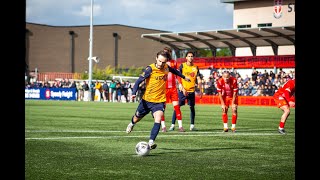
[
  {"xmin": 216, "ymin": 71, "xmax": 239, "ymax": 132},
  {"xmin": 273, "ymin": 78, "xmax": 295, "ymax": 134}
]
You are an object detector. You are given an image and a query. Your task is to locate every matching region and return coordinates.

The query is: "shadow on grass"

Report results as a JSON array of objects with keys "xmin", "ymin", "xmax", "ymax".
[{"xmin": 149, "ymin": 146, "xmax": 256, "ymax": 155}]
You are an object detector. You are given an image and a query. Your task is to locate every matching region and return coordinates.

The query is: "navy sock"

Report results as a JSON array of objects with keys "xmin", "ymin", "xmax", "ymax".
[
  {"xmin": 150, "ymin": 123, "xmax": 161, "ymax": 141},
  {"xmin": 190, "ymin": 106, "xmax": 195, "ymax": 125},
  {"xmin": 172, "ymin": 110, "xmax": 176, "ymax": 125}
]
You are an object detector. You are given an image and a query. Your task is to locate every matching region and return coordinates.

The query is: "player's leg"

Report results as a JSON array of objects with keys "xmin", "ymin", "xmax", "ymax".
[
  {"xmin": 188, "ymin": 92, "xmax": 197, "ymax": 131},
  {"xmin": 222, "ymin": 97, "xmax": 229, "ymax": 132},
  {"xmin": 274, "ymin": 95, "xmax": 290, "ymax": 134},
  {"xmin": 278, "ymin": 104, "xmax": 291, "ymax": 134},
  {"xmin": 231, "ymin": 97, "xmax": 238, "ymax": 133},
  {"xmin": 126, "ymin": 99, "xmax": 148, "ymax": 133},
  {"xmin": 148, "ymin": 102, "xmax": 166, "ymax": 149},
  {"xmin": 161, "ymin": 103, "xmax": 167, "ymax": 132},
  {"xmin": 171, "ymin": 90, "xmax": 186, "ymax": 131}
]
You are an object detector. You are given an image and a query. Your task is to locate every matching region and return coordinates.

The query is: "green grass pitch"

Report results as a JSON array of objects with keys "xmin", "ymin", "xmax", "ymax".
[{"xmin": 25, "ymin": 100, "xmax": 295, "ymax": 179}]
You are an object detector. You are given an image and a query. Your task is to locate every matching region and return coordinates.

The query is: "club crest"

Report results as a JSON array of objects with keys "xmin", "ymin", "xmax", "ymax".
[{"xmin": 273, "ymin": 0, "xmax": 283, "ymax": 19}]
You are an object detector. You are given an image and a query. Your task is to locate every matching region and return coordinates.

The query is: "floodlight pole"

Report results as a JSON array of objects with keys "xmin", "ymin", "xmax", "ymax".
[{"xmin": 88, "ymin": 0, "xmax": 94, "ymax": 101}]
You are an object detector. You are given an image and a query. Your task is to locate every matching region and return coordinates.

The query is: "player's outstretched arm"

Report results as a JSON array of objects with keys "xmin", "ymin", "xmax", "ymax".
[
  {"xmin": 132, "ymin": 66, "xmax": 152, "ymax": 96},
  {"xmin": 168, "ymin": 66, "xmax": 190, "ymax": 82}
]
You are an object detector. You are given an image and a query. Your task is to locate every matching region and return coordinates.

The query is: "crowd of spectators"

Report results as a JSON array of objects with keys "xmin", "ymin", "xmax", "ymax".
[
  {"xmin": 201, "ymin": 67, "xmax": 295, "ymax": 97},
  {"xmin": 25, "ymin": 67, "xmax": 295, "ymax": 101}
]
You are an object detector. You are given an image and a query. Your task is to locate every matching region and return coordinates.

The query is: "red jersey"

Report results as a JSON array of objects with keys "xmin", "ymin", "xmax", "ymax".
[
  {"xmin": 274, "ymin": 79, "xmax": 295, "ymax": 101},
  {"xmin": 216, "ymin": 76, "xmax": 238, "ymax": 98},
  {"xmin": 166, "ymin": 59, "xmax": 177, "ymax": 89}
]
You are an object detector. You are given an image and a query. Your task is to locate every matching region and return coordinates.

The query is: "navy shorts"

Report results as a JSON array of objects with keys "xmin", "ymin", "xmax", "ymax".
[
  {"xmin": 135, "ymin": 99, "xmax": 166, "ymax": 118},
  {"xmin": 178, "ymin": 91, "xmax": 195, "ymax": 106}
]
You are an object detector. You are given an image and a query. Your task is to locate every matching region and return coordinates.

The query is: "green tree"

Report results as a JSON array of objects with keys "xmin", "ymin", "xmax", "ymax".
[{"xmin": 216, "ymin": 48, "xmax": 232, "ymax": 57}]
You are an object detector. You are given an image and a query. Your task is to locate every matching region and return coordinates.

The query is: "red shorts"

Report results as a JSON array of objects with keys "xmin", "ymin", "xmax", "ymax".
[
  {"xmin": 273, "ymin": 93, "xmax": 294, "ymax": 108},
  {"xmin": 222, "ymin": 96, "xmax": 238, "ymax": 107},
  {"xmin": 166, "ymin": 87, "xmax": 179, "ymax": 103}
]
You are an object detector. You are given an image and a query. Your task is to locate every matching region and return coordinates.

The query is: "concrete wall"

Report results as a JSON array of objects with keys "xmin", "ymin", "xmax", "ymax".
[{"xmin": 232, "ymin": 0, "xmax": 295, "ymax": 56}]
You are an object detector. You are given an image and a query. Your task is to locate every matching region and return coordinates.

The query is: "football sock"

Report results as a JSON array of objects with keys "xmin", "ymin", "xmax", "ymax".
[
  {"xmin": 222, "ymin": 113, "xmax": 228, "ymax": 123},
  {"xmin": 279, "ymin": 121, "xmax": 285, "ymax": 129},
  {"xmin": 148, "ymin": 139, "xmax": 154, "ymax": 145},
  {"xmin": 190, "ymin": 124, "xmax": 195, "ymax": 129},
  {"xmin": 150, "ymin": 123, "xmax": 161, "ymax": 141},
  {"xmin": 161, "ymin": 121, "xmax": 166, "ymax": 128},
  {"xmin": 232, "ymin": 114, "xmax": 237, "ymax": 124},
  {"xmin": 170, "ymin": 124, "xmax": 175, "ymax": 128},
  {"xmin": 231, "ymin": 124, "xmax": 236, "ymax": 129},
  {"xmin": 174, "ymin": 105, "xmax": 182, "ymax": 120},
  {"xmin": 178, "ymin": 120, "xmax": 182, "ymax": 128},
  {"xmin": 224, "ymin": 123, "xmax": 228, "ymax": 129},
  {"xmin": 161, "ymin": 115, "xmax": 165, "ymax": 121},
  {"xmin": 131, "ymin": 116, "xmax": 135, "ymax": 125},
  {"xmin": 172, "ymin": 110, "xmax": 177, "ymax": 124},
  {"xmin": 190, "ymin": 106, "xmax": 195, "ymax": 125}
]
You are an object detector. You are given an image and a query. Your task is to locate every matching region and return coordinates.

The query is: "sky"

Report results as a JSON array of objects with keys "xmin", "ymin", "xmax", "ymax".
[{"xmin": 26, "ymin": 0, "xmax": 234, "ymax": 32}]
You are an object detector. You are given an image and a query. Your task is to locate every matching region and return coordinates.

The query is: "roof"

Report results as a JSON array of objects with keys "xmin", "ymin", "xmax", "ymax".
[{"xmin": 141, "ymin": 25, "xmax": 295, "ymax": 56}]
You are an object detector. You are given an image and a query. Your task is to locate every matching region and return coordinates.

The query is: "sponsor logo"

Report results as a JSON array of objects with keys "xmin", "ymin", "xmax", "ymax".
[
  {"xmin": 45, "ymin": 89, "xmax": 51, "ymax": 99},
  {"xmin": 155, "ymin": 75, "xmax": 167, "ymax": 80}
]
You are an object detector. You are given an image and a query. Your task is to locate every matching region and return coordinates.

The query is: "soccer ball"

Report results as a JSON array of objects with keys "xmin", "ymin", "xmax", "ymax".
[{"xmin": 135, "ymin": 141, "xmax": 151, "ymax": 156}]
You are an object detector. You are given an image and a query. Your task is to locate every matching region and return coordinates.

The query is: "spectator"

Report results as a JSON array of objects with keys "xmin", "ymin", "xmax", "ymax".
[
  {"xmin": 109, "ymin": 80, "xmax": 117, "ymax": 102},
  {"xmin": 102, "ymin": 80, "xmax": 109, "ymax": 102}
]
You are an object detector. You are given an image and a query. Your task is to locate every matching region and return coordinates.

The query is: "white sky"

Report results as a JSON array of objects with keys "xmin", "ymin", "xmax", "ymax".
[{"xmin": 26, "ymin": 0, "xmax": 234, "ymax": 32}]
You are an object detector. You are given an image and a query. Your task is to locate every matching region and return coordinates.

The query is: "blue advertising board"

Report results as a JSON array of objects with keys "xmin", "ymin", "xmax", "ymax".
[{"xmin": 25, "ymin": 88, "xmax": 77, "ymax": 101}]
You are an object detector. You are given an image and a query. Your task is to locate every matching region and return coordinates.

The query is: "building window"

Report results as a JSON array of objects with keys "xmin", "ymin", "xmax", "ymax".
[
  {"xmin": 237, "ymin": 24, "xmax": 251, "ymax": 29},
  {"xmin": 258, "ymin": 23, "xmax": 272, "ymax": 27}
]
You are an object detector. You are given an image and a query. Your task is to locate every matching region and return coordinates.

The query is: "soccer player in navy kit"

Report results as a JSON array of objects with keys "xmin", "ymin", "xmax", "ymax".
[{"xmin": 126, "ymin": 50, "xmax": 190, "ymax": 150}]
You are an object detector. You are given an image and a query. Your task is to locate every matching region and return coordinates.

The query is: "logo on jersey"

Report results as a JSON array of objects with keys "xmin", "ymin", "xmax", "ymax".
[
  {"xmin": 155, "ymin": 74, "xmax": 167, "ymax": 81},
  {"xmin": 273, "ymin": 0, "xmax": 283, "ymax": 19}
]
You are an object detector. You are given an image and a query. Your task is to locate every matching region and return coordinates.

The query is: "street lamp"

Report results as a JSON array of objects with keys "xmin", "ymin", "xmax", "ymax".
[{"xmin": 88, "ymin": 0, "xmax": 94, "ymax": 101}]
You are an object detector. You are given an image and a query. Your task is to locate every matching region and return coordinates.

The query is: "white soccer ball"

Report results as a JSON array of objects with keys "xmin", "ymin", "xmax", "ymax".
[{"xmin": 135, "ymin": 141, "xmax": 151, "ymax": 156}]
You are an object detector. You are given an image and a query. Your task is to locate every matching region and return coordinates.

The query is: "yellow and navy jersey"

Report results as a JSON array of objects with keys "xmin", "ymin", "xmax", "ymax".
[
  {"xmin": 132, "ymin": 63, "xmax": 186, "ymax": 103},
  {"xmin": 179, "ymin": 62, "xmax": 200, "ymax": 92}
]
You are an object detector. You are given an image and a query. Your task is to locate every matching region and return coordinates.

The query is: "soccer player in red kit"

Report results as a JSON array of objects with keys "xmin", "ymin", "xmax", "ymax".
[
  {"xmin": 273, "ymin": 78, "xmax": 295, "ymax": 134},
  {"xmin": 216, "ymin": 71, "xmax": 239, "ymax": 132},
  {"xmin": 161, "ymin": 47, "xmax": 185, "ymax": 132}
]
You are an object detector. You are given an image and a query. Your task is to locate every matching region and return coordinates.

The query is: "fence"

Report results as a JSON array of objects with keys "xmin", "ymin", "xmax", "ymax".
[{"xmin": 35, "ymin": 72, "xmax": 82, "ymax": 81}]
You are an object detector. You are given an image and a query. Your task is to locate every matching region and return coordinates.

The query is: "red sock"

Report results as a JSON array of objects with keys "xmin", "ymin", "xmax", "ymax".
[
  {"xmin": 161, "ymin": 115, "xmax": 165, "ymax": 121},
  {"xmin": 232, "ymin": 114, "xmax": 237, "ymax": 124},
  {"xmin": 279, "ymin": 122, "xmax": 285, "ymax": 128},
  {"xmin": 174, "ymin": 105, "xmax": 182, "ymax": 120},
  {"xmin": 222, "ymin": 113, "xmax": 228, "ymax": 123}
]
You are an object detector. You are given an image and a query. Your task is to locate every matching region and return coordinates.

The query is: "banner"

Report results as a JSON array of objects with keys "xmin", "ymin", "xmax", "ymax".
[
  {"xmin": 176, "ymin": 55, "xmax": 295, "ymax": 69},
  {"xmin": 25, "ymin": 88, "xmax": 77, "ymax": 101}
]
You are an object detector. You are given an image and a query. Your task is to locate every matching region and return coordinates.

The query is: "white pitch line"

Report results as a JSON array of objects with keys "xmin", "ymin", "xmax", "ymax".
[
  {"xmin": 25, "ymin": 132, "xmax": 290, "ymax": 140},
  {"xmin": 25, "ymin": 130, "xmax": 149, "ymax": 133}
]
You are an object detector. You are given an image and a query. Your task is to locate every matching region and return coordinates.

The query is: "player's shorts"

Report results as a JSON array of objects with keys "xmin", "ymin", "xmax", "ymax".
[
  {"xmin": 166, "ymin": 87, "xmax": 179, "ymax": 103},
  {"xmin": 273, "ymin": 93, "xmax": 289, "ymax": 108},
  {"xmin": 223, "ymin": 96, "xmax": 238, "ymax": 107},
  {"xmin": 135, "ymin": 99, "xmax": 165, "ymax": 118},
  {"xmin": 178, "ymin": 90, "xmax": 195, "ymax": 106}
]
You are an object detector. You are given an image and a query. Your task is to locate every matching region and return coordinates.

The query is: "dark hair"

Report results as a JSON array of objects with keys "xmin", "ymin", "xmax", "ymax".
[
  {"xmin": 185, "ymin": 51, "xmax": 195, "ymax": 57},
  {"xmin": 163, "ymin": 47, "xmax": 172, "ymax": 60},
  {"xmin": 156, "ymin": 50, "xmax": 170, "ymax": 59}
]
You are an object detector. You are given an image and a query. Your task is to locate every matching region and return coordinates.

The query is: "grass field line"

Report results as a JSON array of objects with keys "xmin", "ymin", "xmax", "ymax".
[{"xmin": 25, "ymin": 132, "xmax": 288, "ymax": 140}]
